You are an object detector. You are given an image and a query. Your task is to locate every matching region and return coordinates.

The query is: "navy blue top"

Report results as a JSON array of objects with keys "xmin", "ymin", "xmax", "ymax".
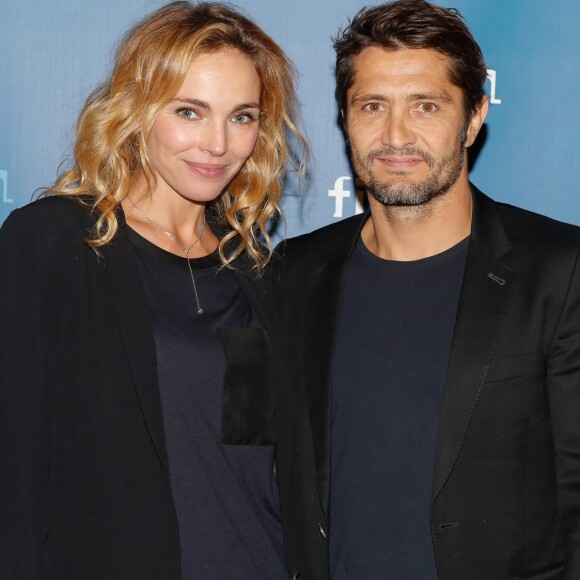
[
  {"xmin": 330, "ymin": 236, "xmax": 468, "ymax": 579},
  {"xmin": 129, "ymin": 229, "xmax": 286, "ymax": 580}
]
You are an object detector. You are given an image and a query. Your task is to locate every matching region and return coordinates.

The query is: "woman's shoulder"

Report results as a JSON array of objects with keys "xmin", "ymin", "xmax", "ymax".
[
  {"xmin": 4, "ymin": 195, "xmax": 93, "ymax": 225},
  {"xmin": 1, "ymin": 195, "xmax": 94, "ymax": 241},
  {"xmin": 0, "ymin": 196, "xmax": 98, "ymax": 265}
]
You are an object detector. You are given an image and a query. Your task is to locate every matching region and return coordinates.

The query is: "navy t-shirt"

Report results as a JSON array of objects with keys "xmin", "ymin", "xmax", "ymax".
[
  {"xmin": 330, "ymin": 235, "xmax": 468, "ymax": 579},
  {"xmin": 129, "ymin": 229, "xmax": 286, "ymax": 580}
]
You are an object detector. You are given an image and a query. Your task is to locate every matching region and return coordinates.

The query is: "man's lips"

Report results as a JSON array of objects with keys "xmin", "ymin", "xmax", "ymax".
[
  {"xmin": 375, "ymin": 156, "xmax": 424, "ymax": 169},
  {"xmin": 184, "ymin": 160, "xmax": 228, "ymax": 178}
]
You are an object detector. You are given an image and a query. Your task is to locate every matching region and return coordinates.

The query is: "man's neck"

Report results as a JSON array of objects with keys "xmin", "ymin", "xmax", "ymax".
[{"xmin": 361, "ymin": 182, "xmax": 472, "ymax": 261}]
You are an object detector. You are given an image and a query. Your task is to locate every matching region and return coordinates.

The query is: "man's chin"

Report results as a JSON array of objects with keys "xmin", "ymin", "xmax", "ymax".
[
  {"xmin": 375, "ymin": 195, "xmax": 433, "ymax": 207},
  {"xmin": 367, "ymin": 182, "xmax": 435, "ymax": 207},
  {"xmin": 385, "ymin": 199, "xmax": 431, "ymax": 207}
]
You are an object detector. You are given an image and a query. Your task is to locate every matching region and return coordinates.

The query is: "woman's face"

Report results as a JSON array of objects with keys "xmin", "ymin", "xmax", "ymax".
[{"xmin": 145, "ymin": 48, "xmax": 262, "ymax": 205}]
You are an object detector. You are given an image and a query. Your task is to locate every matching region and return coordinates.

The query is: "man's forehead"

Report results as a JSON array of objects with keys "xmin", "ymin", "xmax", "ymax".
[
  {"xmin": 351, "ymin": 46, "xmax": 453, "ymax": 78},
  {"xmin": 347, "ymin": 46, "xmax": 463, "ymax": 101}
]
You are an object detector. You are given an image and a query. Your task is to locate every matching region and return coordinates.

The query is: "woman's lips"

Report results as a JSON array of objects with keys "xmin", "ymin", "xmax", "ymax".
[{"xmin": 184, "ymin": 160, "xmax": 228, "ymax": 178}]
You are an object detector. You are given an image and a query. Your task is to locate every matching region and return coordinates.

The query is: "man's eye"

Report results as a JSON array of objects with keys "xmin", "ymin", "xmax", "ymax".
[
  {"xmin": 418, "ymin": 103, "xmax": 437, "ymax": 115},
  {"xmin": 363, "ymin": 103, "xmax": 383, "ymax": 113}
]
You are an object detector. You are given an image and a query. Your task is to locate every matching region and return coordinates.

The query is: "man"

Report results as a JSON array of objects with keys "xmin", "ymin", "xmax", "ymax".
[{"xmin": 273, "ymin": 1, "xmax": 580, "ymax": 578}]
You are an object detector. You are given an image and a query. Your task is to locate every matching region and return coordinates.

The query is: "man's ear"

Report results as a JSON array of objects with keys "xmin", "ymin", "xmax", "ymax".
[{"xmin": 465, "ymin": 95, "xmax": 489, "ymax": 148}]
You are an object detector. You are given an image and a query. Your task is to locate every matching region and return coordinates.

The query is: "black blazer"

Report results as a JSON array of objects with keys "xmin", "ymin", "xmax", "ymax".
[
  {"xmin": 0, "ymin": 196, "xmax": 292, "ymax": 579},
  {"xmin": 272, "ymin": 187, "xmax": 580, "ymax": 580}
]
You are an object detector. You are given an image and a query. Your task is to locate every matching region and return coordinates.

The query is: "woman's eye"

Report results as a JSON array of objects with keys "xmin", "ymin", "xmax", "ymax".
[
  {"xmin": 177, "ymin": 108, "xmax": 198, "ymax": 120},
  {"xmin": 231, "ymin": 113, "xmax": 256, "ymax": 124}
]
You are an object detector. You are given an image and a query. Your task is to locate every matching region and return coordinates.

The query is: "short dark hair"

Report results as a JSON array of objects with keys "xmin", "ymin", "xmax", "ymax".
[{"xmin": 334, "ymin": 0, "xmax": 487, "ymax": 117}]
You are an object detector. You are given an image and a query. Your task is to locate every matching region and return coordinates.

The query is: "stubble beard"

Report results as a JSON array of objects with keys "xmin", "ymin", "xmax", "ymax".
[{"xmin": 352, "ymin": 132, "xmax": 467, "ymax": 208}]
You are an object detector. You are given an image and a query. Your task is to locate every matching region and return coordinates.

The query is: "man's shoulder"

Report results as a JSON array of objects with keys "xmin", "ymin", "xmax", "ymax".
[{"xmin": 494, "ymin": 200, "xmax": 580, "ymax": 248}]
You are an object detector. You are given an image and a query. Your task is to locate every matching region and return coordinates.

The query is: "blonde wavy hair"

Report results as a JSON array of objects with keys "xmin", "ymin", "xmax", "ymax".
[{"xmin": 45, "ymin": 1, "xmax": 305, "ymax": 272}]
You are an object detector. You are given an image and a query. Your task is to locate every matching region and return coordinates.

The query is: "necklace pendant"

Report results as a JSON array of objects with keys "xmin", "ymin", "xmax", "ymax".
[{"xmin": 128, "ymin": 198, "xmax": 206, "ymax": 316}]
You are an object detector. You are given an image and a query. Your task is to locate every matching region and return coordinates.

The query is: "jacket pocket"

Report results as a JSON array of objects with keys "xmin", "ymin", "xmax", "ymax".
[
  {"xmin": 484, "ymin": 351, "xmax": 545, "ymax": 384},
  {"xmin": 518, "ymin": 563, "xmax": 564, "ymax": 579},
  {"xmin": 220, "ymin": 327, "xmax": 276, "ymax": 445}
]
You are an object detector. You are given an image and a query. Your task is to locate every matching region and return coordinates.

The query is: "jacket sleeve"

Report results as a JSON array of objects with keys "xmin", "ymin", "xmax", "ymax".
[
  {"xmin": 0, "ymin": 207, "xmax": 60, "ymax": 578},
  {"xmin": 547, "ymin": 248, "xmax": 580, "ymax": 578}
]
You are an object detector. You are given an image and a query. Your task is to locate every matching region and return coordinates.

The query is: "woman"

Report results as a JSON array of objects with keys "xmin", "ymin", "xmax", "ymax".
[{"xmin": 0, "ymin": 2, "xmax": 304, "ymax": 578}]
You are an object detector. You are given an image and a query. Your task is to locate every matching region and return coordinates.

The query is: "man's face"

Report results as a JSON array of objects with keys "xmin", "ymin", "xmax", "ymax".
[{"xmin": 345, "ymin": 47, "xmax": 485, "ymax": 207}]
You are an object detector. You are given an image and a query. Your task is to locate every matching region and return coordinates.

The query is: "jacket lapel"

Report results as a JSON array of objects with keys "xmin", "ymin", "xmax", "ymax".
[
  {"xmin": 303, "ymin": 213, "xmax": 368, "ymax": 516},
  {"xmin": 293, "ymin": 190, "xmax": 515, "ymax": 511},
  {"xmin": 101, "ymin": 218, "xmax": 171, "ymax": 485},
  {"xmin": 432, "ymin": 188, "xmax": 515, "ymax": 500}
]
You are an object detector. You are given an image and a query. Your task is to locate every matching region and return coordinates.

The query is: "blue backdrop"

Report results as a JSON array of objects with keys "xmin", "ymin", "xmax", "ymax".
[{"xmin": 1, "ymin": 0, "xmax": 579, "ymax": 236}]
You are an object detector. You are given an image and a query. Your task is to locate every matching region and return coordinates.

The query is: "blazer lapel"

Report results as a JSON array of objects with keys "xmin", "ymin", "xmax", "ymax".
[
  {"xmin": 303, "ymin": 213, "xmax": 368, "ymax": 516},
  {"xmin": 101, "ymin": 220, "xmax": 171, "ymax": 485},
  {"xmin": 432, "ymin": 188, "xmax": 515, "ymax": 500}
]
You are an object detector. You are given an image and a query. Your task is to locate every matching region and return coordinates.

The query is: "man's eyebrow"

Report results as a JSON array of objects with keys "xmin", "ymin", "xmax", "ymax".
[
  {"xmin": 349, "ymin": 93, "xmax": 387, "ymax": 105},
  {"xmin": 349, "ymin": 91, "xmax": 455, "ymax": 105},
  {"xmin": 407, "ymin": 91, "xmax": 454, "ymax": 103}
]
